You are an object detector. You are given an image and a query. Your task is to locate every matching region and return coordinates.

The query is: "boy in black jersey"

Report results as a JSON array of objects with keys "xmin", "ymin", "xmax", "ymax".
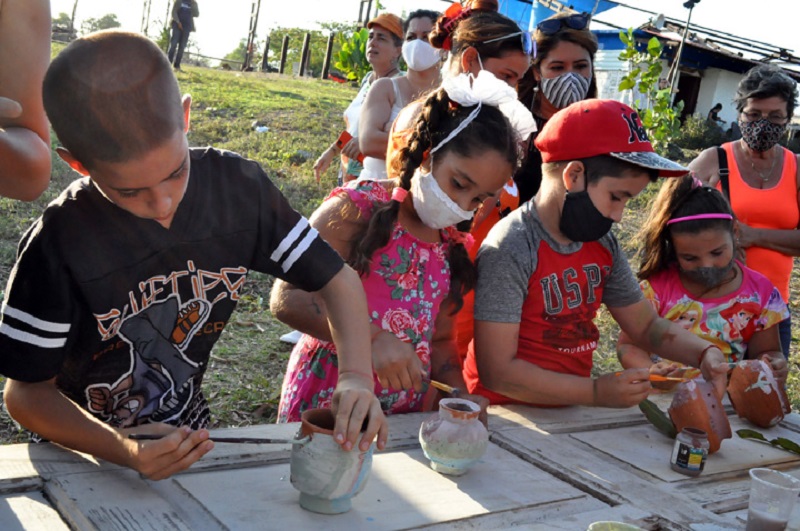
[{"xmin": 0, "ymin": 30, "xmax": 386, "ymax": 480}]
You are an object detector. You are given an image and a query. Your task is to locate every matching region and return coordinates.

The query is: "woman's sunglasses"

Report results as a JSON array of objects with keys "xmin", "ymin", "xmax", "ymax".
[
  {"xmin": 536, "ymin": 12, "xmax": 591, "ymax": 35},
  {"xmin": 483, "ymin": 30, "xmax": 535, "ymax": 56}
]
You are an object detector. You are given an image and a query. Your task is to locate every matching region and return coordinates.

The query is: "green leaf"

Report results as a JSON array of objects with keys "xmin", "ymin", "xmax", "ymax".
[
  {"xmin": 639, "ymin": 399, "xmax": 677, "ymax": 439},
  {"xmin": 310, "ymin": 359, "xmax": 327, "ymax": 379},
  {"xmin": 619, "ymin": 78, "xmax": 636, "ymax": 91},
  {"xmin": 736, "ymin": 429, "xmax": 800, "ymax": 456}
]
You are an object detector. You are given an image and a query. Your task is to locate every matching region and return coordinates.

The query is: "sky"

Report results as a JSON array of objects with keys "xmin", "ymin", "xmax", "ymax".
[{"xmin": 50, "ymin": 0, "xmax": 799, "ymax": 65}]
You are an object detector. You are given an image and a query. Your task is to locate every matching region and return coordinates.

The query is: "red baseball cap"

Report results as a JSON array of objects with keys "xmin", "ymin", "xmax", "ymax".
[{"xmin": 534, "ymin": 99, "xmax": 689, "ymax": 177}]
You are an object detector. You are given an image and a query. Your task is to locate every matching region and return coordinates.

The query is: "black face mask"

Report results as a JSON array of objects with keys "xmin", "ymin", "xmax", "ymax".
[
  {"xmin": 559, "ymin": 174, "xmax": 614, "ymax": 242},
  {"xmin": 680, "ymin": 260, "xmax": 735, "ymax": 289}
]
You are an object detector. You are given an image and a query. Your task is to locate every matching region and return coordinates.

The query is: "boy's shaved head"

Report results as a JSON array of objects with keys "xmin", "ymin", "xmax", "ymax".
[{"xmin": 43, "ymin": 30, "xmax": 185, "ymax": 170}]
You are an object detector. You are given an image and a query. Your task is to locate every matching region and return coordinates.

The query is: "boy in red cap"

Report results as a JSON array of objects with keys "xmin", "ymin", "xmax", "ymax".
[{"xmin": 463, "ymin": 99, "xmax": 730, "ymax": 407}]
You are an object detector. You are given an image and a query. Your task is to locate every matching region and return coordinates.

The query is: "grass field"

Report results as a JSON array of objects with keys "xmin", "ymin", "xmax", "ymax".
[{"xmin": 0, "ymin": 62, "xmax": 798, "ymax": 443}]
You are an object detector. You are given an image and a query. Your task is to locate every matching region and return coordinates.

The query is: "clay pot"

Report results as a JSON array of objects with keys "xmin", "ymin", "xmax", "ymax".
[
  {"xmin": 727, "ymin": 359, "xmax": 790, "ymax": 428},
  {"xmin": 290, "ymin": 408, "xmax": 374, "ymax": 514},
  {"xmin": 668, "ymin": 379, "xmax": 731, "ymax": 454},
  {"xmin": 419, "ymin": 398, "xmax": 489, "ymax": 476}
]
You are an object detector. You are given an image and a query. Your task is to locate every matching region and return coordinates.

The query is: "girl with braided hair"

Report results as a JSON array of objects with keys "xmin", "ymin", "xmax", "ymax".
[
  {"xmin": 273, "ymin": 80, "xmax": 525, "ymax": 422},
  {"xmin": 617, "ymin": 175, "xmax": 788, "ymax": 382}
]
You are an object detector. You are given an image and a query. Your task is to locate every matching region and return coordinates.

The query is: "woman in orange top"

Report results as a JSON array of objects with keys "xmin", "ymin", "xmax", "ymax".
[{"xmin": 689, "ymin": 64, "xmax": 800, "ymax": 358}]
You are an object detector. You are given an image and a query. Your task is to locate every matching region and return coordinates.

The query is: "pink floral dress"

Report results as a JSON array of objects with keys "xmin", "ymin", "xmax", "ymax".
[{"xmin": 278, "ymin": 180, "xmax": 454, "ymax": 422}]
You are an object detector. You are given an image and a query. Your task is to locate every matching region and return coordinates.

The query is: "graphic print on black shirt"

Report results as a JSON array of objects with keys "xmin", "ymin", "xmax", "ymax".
[{"xmin": 86, "ymin": 295, "xmax": 210, "ymax": 427}]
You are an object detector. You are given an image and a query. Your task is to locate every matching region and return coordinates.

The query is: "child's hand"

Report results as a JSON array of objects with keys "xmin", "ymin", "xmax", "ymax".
[
  {"xmin": 125, "ymin": 426, "xmax": 214, "ymax": 480},
  {"xmin": 650, "ymin": 361, "xmax": 683, "ymax": 377},
  {"xmin": 698, "ymin": 347, "xmax": 729, "ymax": 398},
  {"xmin": 341, "ymin": 136, "xmax": 361, "ymax": 160},
  {"xmin": 332, "ymin": 372, "xmax": 389, "ymax": 452},
  {"xmin": 313, "ymin": 148, "xmax": 335, "ymax": 182},
  {"xmin": 761, "ymin": 352, "xmax": 788, "ymax": 383},
  {"xmin": 372, "ymin": 330, "xmax": 424, "ymax": 392},
  {"xmin": 595, "ymin": 369, "xmax": 651, "ymax": 408}
]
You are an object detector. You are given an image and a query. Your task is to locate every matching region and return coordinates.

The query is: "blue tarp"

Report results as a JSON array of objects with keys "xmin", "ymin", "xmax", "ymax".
[{"xmin": 498, "ymin": 0, "xmax": 618, "ymax": 31}]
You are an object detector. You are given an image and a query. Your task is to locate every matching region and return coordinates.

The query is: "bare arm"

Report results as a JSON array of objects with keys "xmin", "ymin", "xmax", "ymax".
[
  {"xmin": 688, "ymin": 147, "xmax": 721, "ymax": 187},
  {"xmin": 358, "ymin": 78, "xmax": 395, "ymax": 158},
  {"xmin": 473, "ymin": 319, "xmax": 651, "ymax": 408},
  {"xmin": 0, "ymin": 0, "xmax": 51, "ymax": 200},
  {"xmin": 3, "ymin": 378, "xmax": 213, "ymax": 480},
  {"xmin": 617, "ymin": 329, "xmax": 655, "ymax": 369},
  {"xmin": 609, "ymin": 298, "xmax": 729, "ymax": 396}
]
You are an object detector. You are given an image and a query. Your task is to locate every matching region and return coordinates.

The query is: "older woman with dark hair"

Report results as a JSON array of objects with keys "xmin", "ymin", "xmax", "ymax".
[
  {"xmin": 514, "ymin": 11, "xmax": 598, "ymax": 203},
  {"xmin": 690, "ymin": 64, "xmax": 800, "ymax": 359}
]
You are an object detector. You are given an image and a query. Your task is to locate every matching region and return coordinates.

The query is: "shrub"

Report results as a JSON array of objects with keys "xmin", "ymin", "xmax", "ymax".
[{"xmin": 672, "ymin": 114, "xmax": 728, "ymax": 150}]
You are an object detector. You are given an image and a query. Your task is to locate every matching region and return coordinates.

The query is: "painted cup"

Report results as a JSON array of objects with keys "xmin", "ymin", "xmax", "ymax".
[
  {"xmin": 289, "ymin": 408, "xmax": 374, "ymax": 514},
  {"xmin": 419, "ymin": 398, "xmax": 489, "ymax": 476}
]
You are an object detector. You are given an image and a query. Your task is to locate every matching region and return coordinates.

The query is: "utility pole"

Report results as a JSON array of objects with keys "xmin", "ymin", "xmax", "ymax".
[
  {"xmin": 669, "ymin": 0, "xmax": 701, "ymax": 106},
  {"xmin": 141, "ymin": 0, "xmax": 153, "ymax": 35},
  {"xmin": 243, "ymin": 0, "xmax": 262, "ymax": 71},
  {"xmin": 70, "ymin": 0, "xmax": 79, "ymax": 36}
]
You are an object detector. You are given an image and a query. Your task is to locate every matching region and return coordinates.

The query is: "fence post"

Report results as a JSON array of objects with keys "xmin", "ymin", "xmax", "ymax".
[
  {"xmin": 261, "ymin": 35, "xmax": 271, "ymax": 72},
  {"xmin": 364, "ymin": 0, "xmax": 373, "ymax": 27},
  {"xmin": 321, "ymin": 33, "xmax": 335, "ymax": 79},
  {"xmin": 278, "ymin": 35, "xmax": 289, "ymax": 74},
  {"xmin": 299, "ymin": 33, "xmax": 310, "ymax": 77}
]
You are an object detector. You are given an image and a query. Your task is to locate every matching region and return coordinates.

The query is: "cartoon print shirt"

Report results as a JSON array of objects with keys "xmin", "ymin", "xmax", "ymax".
[
  {"xmin": 462, "ymin": 201, "xmax": 643, "ymax": 404},
  {"xmin": 641, "ymin": 261, "xmax": 788, "ymax": 362},
  {"xmin": 279, "ymin": 180, "xmax": 453, "ymax": 421},
  {"xmin": 0, "ymin": 147, "xmax": 344, "ymax": 430}
]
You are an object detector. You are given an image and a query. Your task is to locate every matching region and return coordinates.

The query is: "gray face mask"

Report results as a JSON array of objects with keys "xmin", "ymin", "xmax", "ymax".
[{"xmin": 680, "ymin": 260, "xmax": 735, "ymax": 288}]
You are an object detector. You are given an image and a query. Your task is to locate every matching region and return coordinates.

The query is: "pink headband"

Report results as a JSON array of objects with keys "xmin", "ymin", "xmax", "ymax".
[
  {"xmin": 391, "ymin": 187, "xmax": 408, "ymax": 203},
  {"xmin": 667, "ymin": 213, "xmax": 733, "ymax": 225}
]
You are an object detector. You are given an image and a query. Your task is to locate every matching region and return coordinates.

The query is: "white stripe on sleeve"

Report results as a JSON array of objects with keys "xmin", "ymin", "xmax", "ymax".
[
  {"xmin": 269, "ymin": 217, "xmax": 310, "ymax": 264},
  {"xmin": 281, "ymin": 228, "xmax": 319, "ymax": 273},
  {"xmin": 1, "ymin": 303, "xmax": 71, "ymax": 333},
  {"xmin": 0, "ymin": 323, "xmax": 67, "ymax": 349}
]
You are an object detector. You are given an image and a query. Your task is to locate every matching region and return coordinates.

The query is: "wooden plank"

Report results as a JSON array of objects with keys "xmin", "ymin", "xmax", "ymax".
[
  {"xmin": 45, "ymin": 469, "xmax": 216, "ymax": 530},
  {"xmin": 492, "ymin": 426, "xmax": 736, "ymax": 527},
  {"xmin": 0, "ymin": 443, "xmax": 117, "ymax": 490},
  {"xmin": 175, "ymin": 443, "xmax": 606, "ymax": 530},
  {"xmin": 571, "ymin": 417, "xmax": 800, "ymax": 483},
  {"xmin": 0, "ymin": 491, "xmax": 70, "ymax": 530}
]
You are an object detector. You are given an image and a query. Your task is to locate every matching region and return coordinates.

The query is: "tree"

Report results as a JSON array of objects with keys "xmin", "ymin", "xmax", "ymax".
[
  {"xmin": 81, "ymin": 13, "xmax": 121, "ymax": 35},
  {"xmin": 52, "ymin": 12, "xmax": 72, "ymax": 29},
  {"xmin": 617, "ymin": 29, "xmax": 684, "ymax": 154}
]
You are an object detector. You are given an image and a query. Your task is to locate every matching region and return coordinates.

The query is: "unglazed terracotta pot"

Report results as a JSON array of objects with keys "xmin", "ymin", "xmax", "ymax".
[
  {"xmin": 668, "ymin": 379, "xmax": 731, "ymax": 454},
  {"xmin": 419, "ymin": 398, "xmax": 489, "ymax": 476},
  {"xmin": 290, "ymin": 408, "xmax": 374, "ymax": 514},
  {"xmin": 727, "ymin": 359, "xmax": 790, "ymax": 428}
]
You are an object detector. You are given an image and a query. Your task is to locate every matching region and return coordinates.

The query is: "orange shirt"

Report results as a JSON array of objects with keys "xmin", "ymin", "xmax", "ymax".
[{"xmin": 719, "ymin": 143, "xmax": 798, "ymax": 301}]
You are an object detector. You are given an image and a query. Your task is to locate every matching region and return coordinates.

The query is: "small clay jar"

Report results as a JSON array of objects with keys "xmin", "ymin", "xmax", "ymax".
[
  {"xmin": 727, "ymin": 359, "xmax": 790, "ymax": 428},
  {"xmin": 419, "ymin": 398, "xmax": 489, "ymax": 476},
  {"xmin": 290, "ymin": 408, "xmax": 374, "ymax": 514},
  {"xmin": 668, "ymin": 379, "xmax": 731, "ymax": 454}
]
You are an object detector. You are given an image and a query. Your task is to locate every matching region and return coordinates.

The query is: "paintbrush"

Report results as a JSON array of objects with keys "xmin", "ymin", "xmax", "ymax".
[
  {"xmin": 128, "ymin": 433, "xmax": 307, "ymax": 445},
  {"xmin": 614, "ymin": 372, "xmax": 688, "ymax": 383},
  {"xmin": 430, "ymin": 380, "xmax": 461, "ymax": 397}
]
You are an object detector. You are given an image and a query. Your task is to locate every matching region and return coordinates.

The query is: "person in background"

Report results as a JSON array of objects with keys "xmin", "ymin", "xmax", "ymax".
[
  {"xmin": 689, "ymin": 64, "xmax": 799, "ymax": 359},
  {"xmin": 272, "ymin": 70, "xmax": 532, "ymax": 423},
  {"xmin": 0, "ymin": 31, "xmax": 387, "ymax": 481},
  {"xmin": 617, "ymin": 175, "xmax": 787, "ymax": 383},
  {"xmin": 0, "ymin": 0, "xmax": 51, "ymax": 200},
  {"xmin": 312, "ymin": 13, "xmax": 404, "ymax": 186},
  {"xmin": 358, "ymin": 9, "xmax": 442, "ymax": 181},
  {"xmin": 707, "ymin": 103, "xmax": 726, "ymax": 127},
  {"xmin": 515, "ymin": 11, "xmax": 598, "ymax": 204},
  {"xmin": 167, "ymin": 0, "xmax": 199, "ymax": 71},
  {"xmin": 464, "ymin": 100, "xmax": 730, "ymax": 408}
]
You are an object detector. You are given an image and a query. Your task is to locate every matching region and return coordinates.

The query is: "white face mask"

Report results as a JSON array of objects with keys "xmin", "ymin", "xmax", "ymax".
[
  {"xmin": 410, "ymin": 168, "xmax": 474, "ymax": 229},
  {"xmin": 402, "ymin": 39, "xmax": 442, "ymax": 71}
]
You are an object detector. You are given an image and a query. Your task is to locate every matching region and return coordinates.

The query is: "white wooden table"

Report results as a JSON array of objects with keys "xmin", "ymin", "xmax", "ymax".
[{"xmin": 2, "ymin": 394, "xmax": 800, "ymax": 530}]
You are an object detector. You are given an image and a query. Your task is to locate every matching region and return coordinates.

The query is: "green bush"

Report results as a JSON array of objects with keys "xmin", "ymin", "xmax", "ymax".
[
  {"xmin": 334, "ymin": 28, "xmax": 370, "ymax": 83},
  {"xmin": 672, "ymin": 114, "xmax": 727, "ymax": 150}
]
